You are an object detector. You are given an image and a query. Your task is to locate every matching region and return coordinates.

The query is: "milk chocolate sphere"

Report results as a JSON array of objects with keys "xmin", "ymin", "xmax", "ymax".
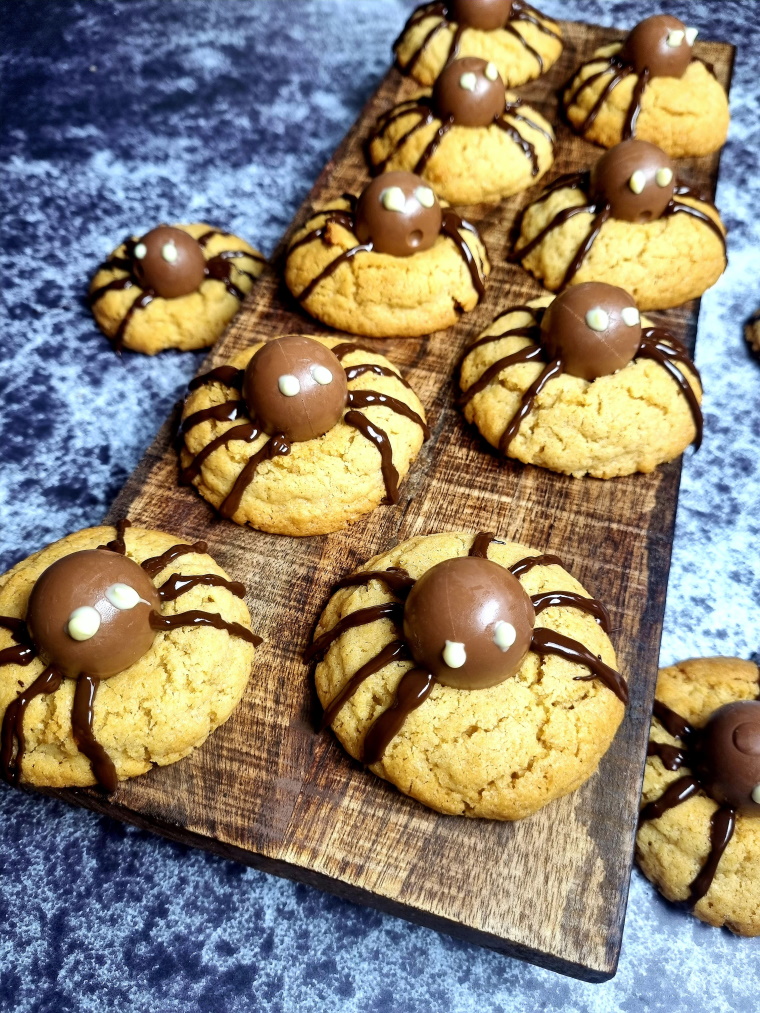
[
  {"xmin": 132, "ymin": 225, "xmax": 207, "ymax": 298},
  {"xmin": 698, "ymin": 701, "xmax": 760, "ymax": 816},
  {"xmin": 354, "ymin": 172, "xmax": 442, "ymax": 257},
  {"xmin": 591, "ymin": 140, "xmax": 676, "ymax": 223},
  {"xmin": 27, "ymin": 550, "xmax": 161, "ymax": 679},
  {"xmin": 541, "ymin": 283, "xmax": 642, "ymax": 381},
  {"xmin": 448, "ymin": 0, "xmax": 513, "ymax": 31},
  {"xmin": 243, "ymin": 335, "xmax": 348, "ymax": 443},
  {"xmin": 403, "ymin": 556, "xmax": 535, "ymax": 689},
  {"xmin": 432, "ymin": 57, "xmax": 506, "ymax": 127},
  {"xmin": 621, "ymin": 15, "xmax": 694, "ymax": 79}
]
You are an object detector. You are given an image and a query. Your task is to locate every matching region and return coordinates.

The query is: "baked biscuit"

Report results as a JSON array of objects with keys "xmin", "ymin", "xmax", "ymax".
[
  {"xmin": 309, "ymin": 531, "xmax": 626, "ymax": 820},
  {"xmin": 89, "ymin": 223, "xmax": 265, "ymax": 354},
  {"xmin": 636, "ymin": 656, "xmax": 760, "ymax": 937},
  {"xmin": 179, "ymin": 335, "xmax": 428, "ymax": 535},
  {"xmin": 0, "ymin": 521, "xmax": 259, "ymax": 789}
]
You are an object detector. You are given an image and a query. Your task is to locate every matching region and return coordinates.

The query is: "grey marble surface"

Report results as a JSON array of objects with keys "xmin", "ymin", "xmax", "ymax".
[{"xmin": 0, "ymin": 1, "xmax": 758, "ymax": 1010}]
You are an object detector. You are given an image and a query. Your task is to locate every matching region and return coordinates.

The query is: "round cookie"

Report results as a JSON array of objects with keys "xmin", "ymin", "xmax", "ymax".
[
  {"xmin": 367, "ymin": 58, "xmax": 555, "ymax": 205},
  {"xmin": 745, "ymin": 310, "xmax": 760, "ymax": 356},
  {"xmin": 284, "ymin": 182, "xmax": 489, "ymax": 337},
  {"xmin": 0, "ymin": 522, "xmax": 259, "ymax": 789},
  {"xmin": 310, "ymin": 531, "xmax": 626, "ymax": 820},
  {"xmin": 512, "ymin": 150, "xmax": 726, "ymax": 310},
  {"xmin": 394, "ymin": 1, "xmax": 563, "ymax": 88},
  {"xmin": 459, "ymin": 292, "xmax": 702, "ymax": 479},
  {"xmin": 563, "ymin": 17, "xmax": 729, "ymax": 157},
  {"xmin": 89, "ymin": 223, "xmax": 266, "ymax": 354},
  {"xmin": 179, "ymin": 336, "xmax": 428, "ymax": 535},
  {"xmin": 636, "ymin": 656, "xmax": 760, "ymax": 937}
]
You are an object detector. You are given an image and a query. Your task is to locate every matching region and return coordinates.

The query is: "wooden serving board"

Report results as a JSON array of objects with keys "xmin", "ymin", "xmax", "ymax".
[{"xmin": 41, "ymin": 18, "xmax": 734, "ymax": 981}]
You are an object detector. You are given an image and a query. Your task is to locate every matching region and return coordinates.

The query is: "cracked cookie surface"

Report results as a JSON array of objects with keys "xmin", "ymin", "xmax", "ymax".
[
  {"xmin": 0, "ymin": 525, "xmax": 256, "ymax": 787},
  {"xmin": 636, "ymin": 656, "xmax": 760, "ymax": 936},
  {"xmin": 313, "ymin": 532, "xmax": 623, "ymax": 820}
]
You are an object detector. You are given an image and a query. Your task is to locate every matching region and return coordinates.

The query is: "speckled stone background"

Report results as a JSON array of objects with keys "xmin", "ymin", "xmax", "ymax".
[{"xmin": 1, "ymin": 1, "xmax": 758, "ymax": 1010}]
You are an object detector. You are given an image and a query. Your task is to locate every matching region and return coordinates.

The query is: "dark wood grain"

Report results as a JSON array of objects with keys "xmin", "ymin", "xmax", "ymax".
[{"xmin": 41, "ymin": 20, "xmax": 734, "ymax": 981}]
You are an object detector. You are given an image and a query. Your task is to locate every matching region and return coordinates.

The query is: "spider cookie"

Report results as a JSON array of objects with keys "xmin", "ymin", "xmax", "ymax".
[
  {"xmin": 636, "ymin": 656, "xmax": 760, "ymax": 937},
  {"xmin": 394, "ymin": 0, "xmax": 562, "ymax": 88},
  {"xmin": 284, "ymin": 172, "xmax": 489, "ymax": 337},
  {"xmin": 367, "ymin": 57, "xmax": 554, "ymax": 205},
  {"xmin": 89, "ymin": 224, "xmax": 265, "ymax": 354},
  {"xmin": 179, "ymin": 334, "xmax": 428, "ymax": 535},
  {"xmin": 0, "ymin": 520, "xmax": 260, "ymax": 790},
  {"xmin": 308, "ymin": 531, "xmax": 627, "ymax": 819},
  {"xmin": 512, "ymin": 140, "xmax": 727, "ymax": 310},
  {"xmin": 459, "ymin": 284, "xmax": 702, "ymax": 478},
  {"xmin": 563, "ymin": 14, "xmax": 729, "ymax": 157}
]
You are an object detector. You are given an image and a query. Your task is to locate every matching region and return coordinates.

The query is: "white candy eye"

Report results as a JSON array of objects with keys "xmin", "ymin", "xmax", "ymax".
[
  {"xmin": 381, "ymin": 186, "xmax": 407, "ymax": 212},
  {"xmin": 484, "ymin": 61, "xmax": 499, "ymax": 81},
  {"xmin": 133, "ymin": 242, "xmax": 147, "ymax": 260},
  {"xmin": 67, "ymin": 606, "xmax": 101, "ymax": 642},
  {"xmin": 621, "ymin": 306, "xmax": 640, "ymax": 326},
  {"xmin": 442, "ymin": 640, "xmax": 466, "ymax": 668},
  {"xmin": 105, "ymin": 583, "xmax": 144, "ymax": 610},
  {"xmin": 310, "ymin": 365, "xmax": 333, "ymax": 385},
  {"xmin": 414, "ymin": 186, "xmax": 435, "ymax": 208},
  {"xmin": 629, "ymin": 170, "xmax": 646, "ymax": 195},
  {"xmin": 655, "ymin": 167, "xmax": 673, "ymax": 187},
  {"xmin": 278, "ymin": 374, "xmax": 301, "ymax": 396},
  {"xmin": 586, "ymin": 307, "xmax": 609, "ymax": 331},
  {"xmin": 161, "ymin": 241, "xmax": 178, "ymax": 263},
  {"xmin": 684, "ymin": 27, "xmax": 698, "ymax": 46},
  {"xmin": 666, "ymin": 29, "xmax": 685, "ymax": 48},
  {"xmin": 459, "ymin": 71, "xmax": 477, "ymax": 91},
  {"xmin": 493, "ymin": 621, "xmax": 516, "ymax": 652},
  {"xmin": 752, "ymin": 784, "xmax": 760, "ymax": 804}
]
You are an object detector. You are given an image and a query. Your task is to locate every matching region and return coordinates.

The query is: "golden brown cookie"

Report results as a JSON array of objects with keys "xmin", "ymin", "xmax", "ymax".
[
  {"xmin": 310, "ymin": 531, "xmax": 626, "ymax": 820},
  {"xmin": 745, "ymin": 311, "xmax": 760, "ymax": 356},
  {"xmin": 512, "ymin": 169, "xmax": 726, "ymax": 311},
  {"xmin": 0, "ymin": 522, "xmax": 259, "ymax": 790},
  {"xmin": 459, "ymin": 293, "xmax": 702, "ymax": 479},
  {"xmin": 179, "ymin": 336, "xmax": 428, "ymax": 536},
  {"xmin": 394, "ymin": 1, "xmax": 563, "ymax": 88},
  {"xmin": 636, "ymin": 656, "xmax": 760, "ymax": 937},
  {"xmin": 563, "ymin": 41, "xmax": 729, "ymax": 158},
  {"xmin": 367, "ymin": 84, "xmax": 554, "ymax": 205},
  {"xmin": 89, "ymin": 223, "xmax": 265, "ymax": 354},
  {"xmin": 284, "ymin": 190, "xmax": 489, "ymax": 338}
]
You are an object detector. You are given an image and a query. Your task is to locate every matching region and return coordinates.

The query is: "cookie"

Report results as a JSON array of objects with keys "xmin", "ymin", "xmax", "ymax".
[
  {"xmin": 636, "ymin": 656, "xmax": 760, "ymax": 937},
  {"xmin": 512, "ymin": 140, "xmax": 726, "ymax": 310},
  {"xmin": 394, "ymin": 0, "xmax": 563, "ymax": 88},
  {"xmin": 284, "ymin": 172, "xmax": 489, "ymax": 338},
  {"xmin": 745, "ymin": 310, "xmax": 760, "ymax": 356},
  {"xmin": 367, "ymin": 57, "xmax": 554, "ymax": 205},
  {"xmin": 179, "ymin": 335, "xmax": 428, "ymax": 535},
  {"xmin": 89, "ymin": 223, "xmax": 265, "ymax": 354},
  {"xmin": 563, "ymin": 15, "xmax": 729, "ymax": 157},
  {"xmin": 459, "ymin": 286, "xmax": 702, "ymax": 479},
  {"xmin": 309, "ymin": 531, "xmax": 626, "ymax": 820},
  {"xmin": 0, "ymin": 521, "xmax": 260, "ymax": 790}
]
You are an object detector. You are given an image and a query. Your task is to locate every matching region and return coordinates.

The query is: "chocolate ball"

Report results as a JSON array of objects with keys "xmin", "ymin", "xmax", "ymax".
[
  {"xmin": 448, "ymin": 0, "xmax": 514, "ymax": 31},
  {"xmin": 620, "ymin": 14, "xmax": 695, "ymax": 79},
  {"xmin": 132, "ymin": 225, "xmax": 207, "ymax": 298},
  {"xmin": 698, "ymin": 701, "xmax": 760, "ymax": 816},
  {"xmin": 243, "ymin": 335, "xmax": 348, "ymax": 443},
  {"xmin": 540, "ymin": 283, "xmax": 642, "ymax": 381},
  {"xmin": 403, "ymin": 556, "xmax": 535, "ymax": 690},
  {"xmin": 432, "ymin": 57, "xmax": 506, "ymax": 127},
  {"xmin": 27, "ymin": 550, "xmax": 161, "ymax": 680},
  {"xmin": 591, "ymin": 140, "xmax": 676, "ymax": 223},
  {"xmin": 354, "ymin": 172, "xmax": 442, "ymax": 257}
]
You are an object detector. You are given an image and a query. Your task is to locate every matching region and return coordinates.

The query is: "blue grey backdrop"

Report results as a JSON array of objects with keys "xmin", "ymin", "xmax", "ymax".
[{"xmin": 1, "ymin": 2, "xmax": 758, "ymax": 1011}]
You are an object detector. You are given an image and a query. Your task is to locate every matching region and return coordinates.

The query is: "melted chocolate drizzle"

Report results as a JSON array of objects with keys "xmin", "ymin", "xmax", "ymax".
[
  {"xmin": 333, "ymin": 567, "xmax": 416, "ymax": 596},
  {"xmin": 320, "ymin": 640, "xmax": 411, "ymax": 731},
  {"xmin": 141, "ymin": 541, "xmax": 208, "ymax": 579},
  {"xmin": 188, "ymin": 366, "xmax": 244, "ymax": 392},
  {"xmin": 1, "ymin": 665, "xmax": 62, "ymax": 785},
  {"xmin": 71, "ymin": 673, "xmax": 118, "ymax": 793},
  {"xmin": 89, "ymin": 234, "xmax": 262, "ymax": 352},
  {"xmin": 158, "ymin": 572, "xmax": 246, "ymax": 602},
  {"xmin": 344, "ymin": 410, "xmax": 400, "ymax": 504},
  {"xmin": 362, "ymin": 668, "xmax": 434, "ymax": 765},
  {"xmin": 393, "ymin": 1, "xmax": 560, "ymax": 77},
  {"xmin": 509, "ymin": 553, "xmax": 563, "ymax": 578},
  {"xmin": 531, "ymin": 591, "xmax": 611, "ymax": 632},
  {"xmin": 98, "ymin": 518, "xmax": 131, "ymax": 554},
  {"xmin": 347, "ymin": 390, "xmax": 430, "ymax": 439},
  {"xmin": 0, "ymin": 617, "xmax": 36, "ymax": 668},
  {"xmin": 530, "ymin": 627, "xmax": 628, "ymax": 703},
  {"xmin": 469, "ymin": 531, "xmax": 495, "ymax": 558},
  {"xmin": 219, "ymin": 434, "xmax": 292, "ymax": 520},
  {"xmin": 306, "ymin": 601, "xmax": 405, "ymax": 662},
  {"xmin": 149, "ymin": 610, "xmax": 262, "ymax": 646}
]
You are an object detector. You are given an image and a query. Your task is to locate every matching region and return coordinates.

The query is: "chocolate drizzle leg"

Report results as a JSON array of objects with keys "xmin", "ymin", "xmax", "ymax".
[
  {"xmin": 219, "ymin": 434, "xmax": 292, "ymax": 520},
  {"xmin": 71, "ymin": 673, "xmax": 119, "ymax": 792},
  {"xmin": 158, "ymin": 573, "xmax": 246, "ymax": 602},
  {"xmin": 499, "ymin": 358, "xmax": 563, "ymax": 453},
  {"xmin": 1, "ymin": 665, "xmax": 63, "ymax": 785},
  {"xmin": 530, "ymin": 626, "xmax": 628, "ymax": 703},
  {"xmin": 99, "ymin": 518, "xmax": 131, "ymax": 554},
  {"xmin": 530, "ymin": 591, "xmax": 611, "ymax": 632},
  {"xmin": 509, "ymin": 553, "xmax": 563, "ymax": 578},
  {"xmin": 0, "ymin": 617, "xmax": 37, "ymax": 667},
  {"xmin": 320, "ymin": 640, "xmax": 411, "ymax": 730},
  {"xmin": 344, "ymin": 410, "xmax": 399, "ymax": 504},
  {"xmin": 149, "ymin": 610, "xmax": 262, "ymax": 646},
  {"xmin": 362, "ymin": 668, "xmax": 434, "ymax": 764},
  {"xmin": 141, "ymin": 541, "xmax": 208, "ymax": 579},
  {"xmin": 469, "ymin": 532, "xmax": 495, "ymax": 558},
  {"xmin": 686, "ymin": 807, "xmax": 737, "ymax": 907}
]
